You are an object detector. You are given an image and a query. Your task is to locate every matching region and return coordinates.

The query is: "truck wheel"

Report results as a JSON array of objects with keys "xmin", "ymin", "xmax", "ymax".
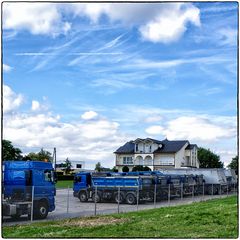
[
  {"xmin": 35, "ymin": 201, "xmax": 49, "ymax": 219},
  {"xmin": 126, "ymin": 193, "xmax": 136, "ymax": 205},
  {"xmin": 114, "ymin": 192, "xmax": 124, "ymax": 203},
  {"xmin": 92, "ymin": 192, "xmax": 101, "ymax": 203},
  {"xmin": 79, "ymin": 191, "xmax": 88, "ymax": 202}
]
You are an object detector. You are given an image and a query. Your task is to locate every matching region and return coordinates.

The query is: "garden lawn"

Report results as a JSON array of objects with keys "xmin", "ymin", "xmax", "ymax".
[
  {"xmin": 2, "ymin": 196, "xmax": 238, "ymax": 238},
  {"xmin": 56, "ymin": 180, "xmax": 73, "ymax": 189}
]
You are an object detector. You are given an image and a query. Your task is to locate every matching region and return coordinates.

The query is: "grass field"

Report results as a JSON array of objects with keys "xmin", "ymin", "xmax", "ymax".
[
  {"xmin": 2, "ymin": 196, "xmax": 238, "ymax": 238},
  {"xmin": 56, "ymin": 180, "xmax": 73, "ymax": 189}
]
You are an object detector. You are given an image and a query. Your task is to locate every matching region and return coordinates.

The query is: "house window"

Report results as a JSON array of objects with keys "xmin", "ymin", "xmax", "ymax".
[
  {"xmin": 123, "ymin": 157, "xmax": 133, "ymax": 164},
  {"xmin": 149, "ymin": 145, "xmax": 152, "ymax": 152},
  {"xmin": 160, "ymin": 158, "xmax": 174, "ymax": 165},
  {"xmin": 76, "ymin": 164, "xmax": 82, "ymax": 169},
  {"xmin": 136, "ymin": 144, "xmax": 138, "ymax": 152}
]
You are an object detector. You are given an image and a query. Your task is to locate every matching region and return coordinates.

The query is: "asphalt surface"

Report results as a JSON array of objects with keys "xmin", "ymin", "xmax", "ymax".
[{"xmin": 2, "ymin": 189, "xmax": 237, "ymax": 226}]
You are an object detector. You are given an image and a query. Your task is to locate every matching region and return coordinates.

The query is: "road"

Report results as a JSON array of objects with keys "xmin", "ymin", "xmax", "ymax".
[{"xmin": 2, "ymin": 189, "xmax": 236, "ymax": 226}]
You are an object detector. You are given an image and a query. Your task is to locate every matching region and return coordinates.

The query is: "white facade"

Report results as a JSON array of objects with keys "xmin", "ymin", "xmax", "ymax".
[{"xmin": 115, "ymin": 138, "xmax": 199, "ymax": 172}]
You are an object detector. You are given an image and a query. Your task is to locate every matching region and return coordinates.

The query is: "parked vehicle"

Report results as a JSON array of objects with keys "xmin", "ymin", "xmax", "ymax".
[
  {"xmin": 224, "ymin": 169, "xmax": 238, "ymax": 190},
  {"xmin": 73, "ymin": 172, "xmax": 163, "ymax": 204},
  {"xmin": 2, "ymin": 161, "xmax": 57, "ymax": 219},
  {"xmin": 159, "ymin": 168, "xmax": 228, "ymax": 195}
]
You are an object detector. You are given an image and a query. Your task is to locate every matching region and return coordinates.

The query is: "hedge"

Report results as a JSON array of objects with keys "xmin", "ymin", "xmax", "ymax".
[{"xmin": 56, "ymin": 175, "xmax": 74, "ymax": 180}]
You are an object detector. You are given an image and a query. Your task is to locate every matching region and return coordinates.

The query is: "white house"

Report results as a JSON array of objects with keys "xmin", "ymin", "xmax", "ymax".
[
  {"xmin": 114, "ymin": 138, "xmax": 199, "ymax": 172},
  {"xmin": 56, "ymin": 160, "xmax": 85, "ymax": 173}
]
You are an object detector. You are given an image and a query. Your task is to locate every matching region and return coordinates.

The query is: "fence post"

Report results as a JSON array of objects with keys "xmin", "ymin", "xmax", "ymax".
[
  {"xmin": 181, "ymin": 182, "xmax": 183, "ymax": 200},
  {"xmin": 136, "ymin": 186, "xmax": 139, "ymax": 211},
  {"xmin": 94, "ymin": 185, "xmax": 97, "ymax": 216},
  {"xmin": 168, "ymin": 184, "xmax": 170, "ymax": 206},
  {"xmin": 117, "ymin": 187, "xmax": 120, "ymax": 214},
  {"xmin": 67, "ymin": 186, "xmax": 70, "ymax": 214},
  {"xmin": 202, "ymin": 182, "xmax": 205, "ymax": 200},
  {"xmin": 31, "ymin": 186, "xmax": 34, "ymax": 222},
  {"xmin": 192, "ymin": 184, "xmax": 194, "ymax": 201},
  {"xmin": 154, "ymin": 183, "xmax": 157, "ymax": 208}
]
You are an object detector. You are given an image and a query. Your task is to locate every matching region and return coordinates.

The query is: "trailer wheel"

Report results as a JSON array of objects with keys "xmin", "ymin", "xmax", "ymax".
[
  {"xmin": 35, "ymin": 200, "xmax": 49, "ymax": 219},
  {"xmin": 79, "ymin": 191, "xmax": 88, "ymax": 202},
  {"xmin": 114, "ymin": 192, "xmax": 124, "ymax": 203},
  {"xmin": 92, "ymin": 192, "xmax": 101, "ymax": 203},
  {"xmin": 126, "ymin": 193, "xmax": 136, "ymax": 205}
]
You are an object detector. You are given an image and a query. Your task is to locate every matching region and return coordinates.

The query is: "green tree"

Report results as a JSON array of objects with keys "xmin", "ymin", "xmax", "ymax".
[
  {"xmin": 112, "ymin": 166, "xmax": 118, "ymax": 172},
  {"xmin": 23, "ymin": 152, "xmax": 39, "ymax": 160},
  {"xmin": 95, "ymin": 162, "xmax": 102, "ymax": 172},
  {"xmin": 228, "ymin": 156, "xmax": 238, "ymax": 174},
  {"xmin": 23, "ymin": 148, "xmax": 52, "ymax": 162},
  {"xmin": 64, "ymin": 158, "xmax": 72, "ymax": 174},
  {"xmin": 198, "ymin": 147, "xmax": 224, "ymax": 168},
  {"xmin": 122, "ymin": 166, "xmax": 129, "ymax": 172},
  {"xmin": 2, "ymin": 140, "xmax": 22, "ymax": 161}
]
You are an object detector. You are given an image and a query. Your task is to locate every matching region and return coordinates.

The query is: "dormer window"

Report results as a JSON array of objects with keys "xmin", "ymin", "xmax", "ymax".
[
  {"xmin": 136, "ymin": 144, "xmax": 138, "ymax": 152},
  {"xmin": 149, "ymin": 145, "xmax": 152, "ymax": 152}
]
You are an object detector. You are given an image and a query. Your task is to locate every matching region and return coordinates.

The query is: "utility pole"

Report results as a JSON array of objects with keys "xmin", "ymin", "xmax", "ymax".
[{"xmin": 52, "ymin": 147, "xmax": 56, "ymax": 170}]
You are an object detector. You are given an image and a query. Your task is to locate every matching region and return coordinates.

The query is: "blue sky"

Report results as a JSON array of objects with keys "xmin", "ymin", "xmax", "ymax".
[{"xmin": 3, "ymin": 2, "xmax": 238, "ymax": 169}]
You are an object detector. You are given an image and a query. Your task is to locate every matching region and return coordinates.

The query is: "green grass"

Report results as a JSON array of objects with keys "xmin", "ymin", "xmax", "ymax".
[
  {"xmin": 55, "ymin": 180, "xmax": 73, "ymax": 189},
  {"xmin": 2, "ymin": 196, "xmax": 238, "ymax": 238}
]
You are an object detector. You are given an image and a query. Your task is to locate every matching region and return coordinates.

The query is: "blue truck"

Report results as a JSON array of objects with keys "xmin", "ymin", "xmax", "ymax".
[
  {"xmin": 73, "ymin": 172, "xmax": 184, "ymax": 204},
  {"xmin": 73, "ymin": 172, "xmax": 165, "ymax": 204},
  {"xmin": 3, "ymin": 161, "xmax": 57, "ymax": 219}
]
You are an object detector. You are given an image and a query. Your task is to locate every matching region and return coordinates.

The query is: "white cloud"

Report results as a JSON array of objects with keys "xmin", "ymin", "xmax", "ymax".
[
  {"xmin": 31, "ymin": 100, "xmax": 40, "ymax": 111},
  {"xmin": 145, "ymin": 125, "xmax": 164, "ymax": 135},
  {"xmin": 3, "ymin": 88, "xmax": 129, "ymax": 168},
  {"xmin": 144, "ymin": 115, "xmax": 163, "ymax": 123},
  {"xmin": 164, "ymin": 116, "xmax": 236, "ymax": 142},
  {"xmin": 3, "ymin": 3, "xmax": 71, "ymax": 36},
  {"xmin": 139, "ymin": 4, "xmax": 200, "ymax": 43},
  {"xmin": 3, "ymin": 85, "xmax": 24, "ymax": 114},
  {"xmin": 218, "ymin": 28, "xmax": 237, "ymax": 46},
  {"xmin": 3, "ymin": 64, "xmax": 12, "ymax": 72},
  {"xmin": 81, "ymin": 111, "xmax": 98, "ymax": 120},
  {"xmin": 2, "ymin": 3, "xmax": 200, "ymax": 42},
  {"xmin": 70, "ymin": 3, "xmax": 200, "ymax": 43},
  {"xmin": 4, "ymin": 111, "xmax": 129, "ymax": 169}
]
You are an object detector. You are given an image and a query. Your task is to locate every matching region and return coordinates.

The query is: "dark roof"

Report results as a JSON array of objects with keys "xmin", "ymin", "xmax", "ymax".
[
  {"xmin": 186, "ymin": 144, "xmax": 198, "ymax": 150},
  {"xmin": 114, "ymin": 138, "xmax": 191, "ymax": 154},
  {"xmin": 114, "ymin": 141, "xmax": 135, "ymax": 153},
  {"xmin": 133, "ymin": 138, "xmax": 162, "ymax": 144},
  {"xmin": 153, "ymin": 139, "xmax": 189, "ymax": 153}
]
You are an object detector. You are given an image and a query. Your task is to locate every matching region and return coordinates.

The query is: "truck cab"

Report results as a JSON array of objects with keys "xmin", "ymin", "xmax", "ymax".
[{"xmin": 3, "ymin": 161, "xmax": 57, "ymax": 219}]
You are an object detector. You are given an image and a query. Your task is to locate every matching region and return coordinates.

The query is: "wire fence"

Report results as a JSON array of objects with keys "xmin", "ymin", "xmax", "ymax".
[{"xmin": 2, "ymin": 182, "xmax": 238, "ymax": 223}]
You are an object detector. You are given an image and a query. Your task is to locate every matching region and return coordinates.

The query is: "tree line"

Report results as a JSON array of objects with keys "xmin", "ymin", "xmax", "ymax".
[{"xmin": 3, "ymin": 140, "xmax": 52, "ymax": 162}]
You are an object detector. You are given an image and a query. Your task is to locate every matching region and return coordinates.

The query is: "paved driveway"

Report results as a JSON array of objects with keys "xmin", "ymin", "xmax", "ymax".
[{"xmin": 2, "ymin": 189, "xmax": 236, "ymax": 226}]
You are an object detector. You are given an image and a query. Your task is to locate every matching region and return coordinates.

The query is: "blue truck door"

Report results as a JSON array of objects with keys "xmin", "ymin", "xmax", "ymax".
[
  {"xmin": 32, "ymin": 169, "xmax": 55, "ymax": 211},
  {"xmin": 74, "ymin": 174, "xmax": 88, "ymax": 190}
]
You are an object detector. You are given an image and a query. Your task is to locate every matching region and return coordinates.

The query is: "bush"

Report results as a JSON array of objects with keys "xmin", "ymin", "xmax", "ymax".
[
  {"xmin": 132, "ymin": 166, "xmax": 151, "ymax": 172},
  {"xmin": 57, "ymin": 175, "xmax": 74, "ymax": 181},
  {"xmin": 143, "ymin": 166, "xmax": 151, "ymax": 171},
  {"xmin": 122, "ymin": 166, "xmax": 129, "ymax": 172}
]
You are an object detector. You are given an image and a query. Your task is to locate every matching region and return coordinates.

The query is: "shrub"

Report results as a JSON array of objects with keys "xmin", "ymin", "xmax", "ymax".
[{"xmin": 122, "ymin": 166, "xmax": 129, "ymax": 172}]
